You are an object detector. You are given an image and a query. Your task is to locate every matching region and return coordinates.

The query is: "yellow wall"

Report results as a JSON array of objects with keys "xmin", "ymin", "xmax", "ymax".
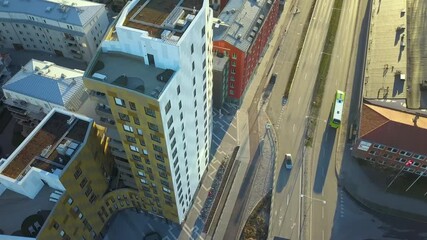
[{"xmin": 84, "ymin": 78, "xmax": 179, "ymax": 222}]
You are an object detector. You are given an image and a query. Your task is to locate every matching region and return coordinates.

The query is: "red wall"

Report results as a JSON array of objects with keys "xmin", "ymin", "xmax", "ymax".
[{"xmin": 213, "ymin": 0, "xmax": 280, "ymax": 102}]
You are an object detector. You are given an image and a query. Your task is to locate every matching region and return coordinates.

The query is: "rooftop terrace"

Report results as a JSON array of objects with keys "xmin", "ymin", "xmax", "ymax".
[
  {"xmin": 123, "ymin": 0, "xmax": 203, "ymax": 38},
  {"xmin": 86, "ymin": 52, "xmax": 175, "ymax": 99},
  {"xmin": 0, "ymin": 112, "xmax": 90, "ymax": 179}
]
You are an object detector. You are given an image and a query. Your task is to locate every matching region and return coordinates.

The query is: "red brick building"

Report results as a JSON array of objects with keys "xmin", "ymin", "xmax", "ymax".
[
  {"xmin": 352, "ymin": 103, "xmax": 427, "ymax": 176},
  {"xmin": 213, "ymin": 0, "xmax": 279, "ymax": 104}
]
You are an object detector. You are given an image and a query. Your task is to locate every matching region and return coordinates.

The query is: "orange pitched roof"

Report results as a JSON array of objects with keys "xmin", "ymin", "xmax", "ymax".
[{"xmin": 360, "ymin": 103, "xmax": 427, "ymax": 155}]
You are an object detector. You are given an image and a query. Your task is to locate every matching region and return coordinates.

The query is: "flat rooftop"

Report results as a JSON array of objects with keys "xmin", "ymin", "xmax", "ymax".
[
  {"xmin": 364, "ymin": 0, "xmax": 407, "ymax": 100},
  {"xmin": 123, "ymin": 0, "xmax": 203, "ymax": 38},
  {"xmin": 0, "ymin": 186, "xmax": 56, "ymax": 235},
  {"xmin": 0, "ymin": 112, "xmax": 90, "ymax": 179},
  {"xmin": 86, "ymin": 52, "xmax": 175, "ymax": 99}
]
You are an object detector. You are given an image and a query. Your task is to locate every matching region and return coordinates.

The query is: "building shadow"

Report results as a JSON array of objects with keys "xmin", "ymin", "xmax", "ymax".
[
  {"xmin": 210, "ymin": 103, "xmax": 237, "ymax": 156},
  {"xmin": 392, "ymin": 75, "xmax": 405, "ymax": 97},
  {"xmin": 313, "ymin": 127, "xmax": 336, "ymax": 193},
  {"xmin": 275, "ymin": 160, "xmax": 291, "ymax": 193}
]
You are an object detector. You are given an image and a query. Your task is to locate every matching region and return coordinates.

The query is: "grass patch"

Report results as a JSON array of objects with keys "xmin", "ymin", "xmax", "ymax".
[
  {"xmin": 284, "ymin": 2, "xmax": 316, "ymax": 98},
  {"xmin": 305, "ymin": 0, "xmax": 343, "ymax": 145}
]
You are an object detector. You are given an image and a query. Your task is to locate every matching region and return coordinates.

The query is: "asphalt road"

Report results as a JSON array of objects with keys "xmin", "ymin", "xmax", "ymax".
[
  {"xmin": 307, "ymin": 1, "xmax": 367, "ymax": 240},
  {"xmin": 268, "ymin": 0, "xmax": 335, "ymax": 239}
]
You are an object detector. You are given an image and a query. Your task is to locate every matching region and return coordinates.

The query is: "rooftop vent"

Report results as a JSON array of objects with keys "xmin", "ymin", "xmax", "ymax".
[
  {"xmin": 61, "ymin": 73, "xmax": 66, "ymax": 78},
  {"xmin": 231, "ymin": 8, "xmax": 236, "ymax": 13},
  {"xmin": 237, "ymin": 34, "xmax": 242, "ymax": 40}
]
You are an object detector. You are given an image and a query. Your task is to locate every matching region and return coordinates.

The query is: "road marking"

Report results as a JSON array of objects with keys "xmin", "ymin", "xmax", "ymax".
[
  {"xmin": 287, "ymin": 194, "xmax": 290, "ymax": 205},
  {"xmin": 293, "ymin": 123, "xmax": 295, "ymax": 132},
  {"xmin": 322, "ymin": 230, "xmax": 325, "ymax": 240},
  {"xmin": 322, "ymin": 206, "xmax": 324, "ymax": 219},
  {"xmin": 298, "ymin": 96, "xmax": 301, "ymax": 104}
]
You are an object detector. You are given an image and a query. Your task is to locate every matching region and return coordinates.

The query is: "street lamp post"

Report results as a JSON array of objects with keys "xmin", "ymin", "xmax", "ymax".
[
  {"xmin": 300, "ymin": 194, "xmax": 326, "ymax": 204},
  {"xmin": 387, "ymin": 160, "xmax": 414, "ymax": 190},
  {"xmin": 405, "ymin": 168, "xmax": 427, "ymax": 192}
]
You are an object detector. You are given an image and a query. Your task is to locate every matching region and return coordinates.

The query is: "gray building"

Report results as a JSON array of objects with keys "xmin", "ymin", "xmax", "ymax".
[
  {"xmin": 212, "ymin": 53, "xmax": 229, "ymax": 109},
  {"xmin": 0, "ymin": 0, "xmax": 109, "ymax": 63}
]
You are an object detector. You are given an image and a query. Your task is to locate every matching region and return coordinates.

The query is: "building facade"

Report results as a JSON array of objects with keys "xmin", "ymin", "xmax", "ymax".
[
  {"xmin": 212, "ymin": 53, "xmax": 229, "ymax": 109},
  {"xmin": 84, "ymin": 0, "xmax": 213, "ymax": 223},
  {"xmin": 213, "ymin": 0, "xmax": 279, "ymax": 104},
  {"xmin": 2, "ymin": 59, "xmax": 87, "ymax": 136},
  {"xmin": 0, "ymin": 0, "xmax": 109, "ymax": 63},
  {"xmin": 352, "ymin": 103, "xmax": 427, "ymax": 176}
]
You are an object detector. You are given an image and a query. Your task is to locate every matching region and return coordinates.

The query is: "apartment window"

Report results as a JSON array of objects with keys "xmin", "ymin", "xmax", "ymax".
[
  {"xmin": 142, "ymin": 149, "xmax": 148, "ymax": 155},
  {"xmin": 132, "ymin": 155, "xmax": 142, "ymax": 162},
  {"xmin": 151, "ymin": 134, "xmax": 161, "ymax": 143},
  {"xmin": 171, "ymin": 138, "xmax": 176, "ymax": 149},
  {"xmin": 89, "ymin": 194, "xmax": 97, "ymax": 204},
  {"xmin": 85, "ymin": 186, "xmax": 92, "ymax": 197},
  {"xmin": 230, "ymin": 90, "xmax": 234, "ymax": 95},
  {"xmin": 80, "ymin": 177, "xmax": 88, "ymax": 188},
  {"xmin": 163, "ymin": 187, "xmax": 171, "ymax": 194},
  {"xmin": 130, "ymin": 145, "xmax": 139, "ymax": 152},
  {"xmin": 192, "ymin": 61, "xmax": 195, "ymax": 71},
  {"xmin": 138, "ymin": 171, "xmax": 145, "ymax": 177},
  {"xmin": 140, "ymin": 138, "xmax": 145, "ymax": 146},
  {"xmin": 203, "ymin": 71, "xmax": 206, "ymax": 80},
  {"xmin": 137, "ymin": 128, "xmax": 143, "ymax": 135},
  {"xmin": 169, "ymin": 128, "xmax": 175, "ymax": 139},
  {"xmin": 167, "ymin": 116, "xmax": 173, "ymax": 129},
  {"xmin": 118, "ymin": 113, "xmax": 130, "ymax": 122},
  {"xmin": 129, "ymin": 101, "xmax": 137, "ymax": 110},
  {"xmin": 231, "ymin": 61, "xmax": 236, "ymax": 67},
  {"xmin": 155, "ymin": 153, "xmax": 164, "ymax": 162},
  {"xmin": 126, "ymin": 135, "xmax": 136, "ymax": 143},
  {"xmin": 180, "ymin": 112, "xmax": 183, "ymax": 120},
  {"xmin": 201, "ymin": 26, "xmax": 205, "ymax": 37},
  {"xmin": 177, "ymin": 85, "xmax": 181, "ymax": 95},
  {"xmin": 194, "ymin": 100, "xmax": 197, "ymax": 107},
  {"xmin": 203, "ymin": 59, "xmax": 206, "ymax": 69},
  {"xmin": 114, "ymin": 97, "xmax": 126, "ymax": 107},
  {"xmin": 172, "ymin": 149, "xmax": 177, "ymax": 159},
  {"xmin": 202, "ymin": 43, "xmax": 206, "ymax": 53},
  {"xmin": 153, "ymin": 144, "xmax": 163, "ymax": 153},
  {"xmin": 157, "ymin": 163, "xmax": 166, "ymax": 171},
  {"xmin": 231, "ymin": 68, "xmax": 236, "ymax": 74},
  {"xmin": 165, "ymin": 101, "xmax": 171, "ymax": 114},
  {"xmin": 74, "ymin": 167, "xmax": 82, "ymax": 179},
  {"xmin": 148, "ymin": 122, "xmax": 159, "ymax": 132},
  {"xmin": 141, "ymin": 179, "xmax": 147, "ymax": 184},
  {"xmin": 123, "ymin": 124, "xmax": 134, "ymax": 133},
  {"xmin": 133, "ymin": 116, "xmax": 140, "ymax": 125},
  {"xmin": 191, "ymin": 44, "xmax": 194, "ymax": 54},
  {"xmin": 67, "ymin": 197, "xmax": 73, "ymax": 205},
  {"xmin": 144, "ymin": 107, "xmax": 156, "ymax": 117},
  {"xmin": 179, "ymin": 101, "xmax": 182, "ymax": 110},
  {"xmin": 193, "ymin": 77, "xmax": 196, "ymax": 86},
  {"xmin": 232, "ymin": 53, "xmax": 237, "ymax": 59}
]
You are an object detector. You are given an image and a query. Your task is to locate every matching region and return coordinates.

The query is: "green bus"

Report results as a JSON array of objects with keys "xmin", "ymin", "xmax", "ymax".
[{"xmin": 329, "ymin": 90, "xmax": 345, "ymax": 128}]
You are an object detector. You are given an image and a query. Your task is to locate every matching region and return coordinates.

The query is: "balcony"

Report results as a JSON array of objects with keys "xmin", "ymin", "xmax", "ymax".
[
  {"xmin": 111, "ymin": 148, "xmax": 127, "ymax": 159},
  {"xmin": 95, "ymin": 104, "xmax": 113, "ymax": 118},
  {"xmin": 97, "ymin": 117, "xmax": 115, "ymax": 128},
  {"xmin": 88, "ymin": 90, "xmax": 109, "ymax": 105},
  {"xmin": 109, "ymin": 139, "xmax": 124, "ymax": 150},
  {"xmin": 64, "ymin": 33, "xmax": 76, "ymax": 43}
]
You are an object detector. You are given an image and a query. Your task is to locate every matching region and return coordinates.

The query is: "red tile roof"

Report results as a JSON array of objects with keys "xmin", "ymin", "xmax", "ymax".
[{"xmin": 360, "ymin": 103, "xmax": 427, "ymax": 156}]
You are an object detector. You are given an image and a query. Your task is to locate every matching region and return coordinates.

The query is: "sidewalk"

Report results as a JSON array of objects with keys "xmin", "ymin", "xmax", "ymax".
[
  {"xmin": 210, "ymin": 1, "xmax": 297, "ymax": 239},
  {"xmin": 338, "ymin": 148, "xmax": 427, "ymax": 223}
]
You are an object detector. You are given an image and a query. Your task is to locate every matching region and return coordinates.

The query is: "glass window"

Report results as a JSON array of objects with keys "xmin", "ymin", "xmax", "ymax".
[
  {"xmin": 118, "ymin": 113, "xmax": 130, "ymax": 122},
  {"xmin": 137, "ymin": 128, "xmax": 143, "ymax": 135},
  {"xmin": 130, "ymin": 145, "xmax": 139, "ymax": 152},
  {"xmin": 129, "ymin": 101, "xmax": 136, "ymax": 110},
  {"xmin": 144, "ymin": 107, "xmax": 156, "ymax": 117},
  {"xmin": 151, "ymin": 134, "xmax": 161, "ymax": 143},
  {"xmin": 123, "ymin": 124, "xmax": 134, "ymax": 133},
  {"xmin": 133, "ymin": 116, "xmax": 140, "ymax": 125},
  {"xmin": 165, "ymin": 101, "xmax": 171, "ymax": 114},
  {"xmin": 148, "ymin": 122, "xmax": 159, "ymax": 132},
  {"xmin": 114, "ymin": 97, "xmax": 125, "ymax": 107}
]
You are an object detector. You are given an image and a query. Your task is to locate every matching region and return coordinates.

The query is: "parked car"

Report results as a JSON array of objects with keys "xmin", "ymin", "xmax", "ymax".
[{"xmin": 284, "ymin": 153, "xmax": 293, "ymax": 170}]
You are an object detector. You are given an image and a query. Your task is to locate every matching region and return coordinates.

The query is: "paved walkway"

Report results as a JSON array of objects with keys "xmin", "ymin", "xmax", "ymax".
[{"xmin": 337, "ymin": 147, "xmax": 427, "ymax": 223}]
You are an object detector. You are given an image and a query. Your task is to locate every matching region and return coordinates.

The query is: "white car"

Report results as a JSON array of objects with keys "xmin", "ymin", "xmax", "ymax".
[{"xmin": 284, "ymin": 154, "xmax": 293, "ymax": 170}]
